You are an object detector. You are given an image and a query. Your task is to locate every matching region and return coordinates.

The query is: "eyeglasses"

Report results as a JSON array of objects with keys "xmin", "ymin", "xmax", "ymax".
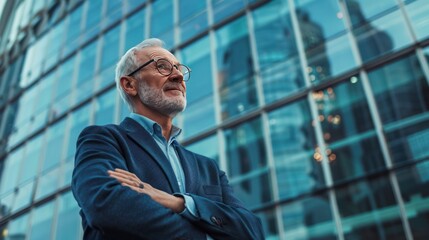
[{"xmin": 127, "ymin": 58, "xmax": 191, "ymax": 81}]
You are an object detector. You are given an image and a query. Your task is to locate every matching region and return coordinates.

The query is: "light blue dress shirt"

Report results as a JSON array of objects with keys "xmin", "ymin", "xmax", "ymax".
[{"xmin": 129, "ymin": 113, "xmax": 198, "ymax": 216}]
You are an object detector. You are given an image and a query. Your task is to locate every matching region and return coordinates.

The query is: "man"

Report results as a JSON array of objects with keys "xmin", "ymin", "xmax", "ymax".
[{"xmin": 71, "ymin": 38, "xmax": 264, "ymax": 240}]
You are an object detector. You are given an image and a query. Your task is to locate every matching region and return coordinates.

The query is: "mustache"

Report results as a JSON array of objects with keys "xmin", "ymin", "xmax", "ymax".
[{"xmin": 163, "ymin": 83, "xmax": 185, "ymax": 93}]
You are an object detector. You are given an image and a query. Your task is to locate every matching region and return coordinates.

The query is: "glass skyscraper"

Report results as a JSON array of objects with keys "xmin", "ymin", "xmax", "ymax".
[{"xmin": 0, "ymin": 0, "xmax": 428, "ymax": 239}]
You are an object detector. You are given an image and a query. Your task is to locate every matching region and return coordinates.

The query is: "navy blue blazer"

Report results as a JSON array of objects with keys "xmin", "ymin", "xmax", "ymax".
[{"xmin": 72, "ymin": 117, "xmax": 264, "ymax": 240}]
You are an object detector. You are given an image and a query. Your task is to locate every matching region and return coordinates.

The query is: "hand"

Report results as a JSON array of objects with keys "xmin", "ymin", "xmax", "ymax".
[{"xmin": 108, "ymin": 169, "xmax": 185, "ymax": 213}]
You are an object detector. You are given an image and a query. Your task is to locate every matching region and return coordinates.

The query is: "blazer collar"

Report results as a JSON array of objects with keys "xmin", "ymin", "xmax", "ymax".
[
  {"xmin": 173, "ymin": 141, "xmax": 199, "ymax": 194},
  {"xmin": 120, "ymin": 117, "xmax": 180, "ymax": 193}
]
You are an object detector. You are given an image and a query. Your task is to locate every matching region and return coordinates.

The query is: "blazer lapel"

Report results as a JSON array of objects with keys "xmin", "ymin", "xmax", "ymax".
[
  {"xmin": 173, "ymin": 142, "xmax": 199, "ymax": 194},
  {"xmin": 120, "ymin": 117, "xmax": 180, "ymax": 193}
]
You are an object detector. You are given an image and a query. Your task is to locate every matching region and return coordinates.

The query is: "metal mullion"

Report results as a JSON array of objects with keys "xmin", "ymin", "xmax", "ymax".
[{"xmin": 415, "ymin": 47, "xmax": 429, "ymax": 86}]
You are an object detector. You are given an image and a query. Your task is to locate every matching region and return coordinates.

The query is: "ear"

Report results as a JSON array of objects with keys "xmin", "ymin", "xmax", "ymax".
[{"xmin": 120, "ymin": 76, "xmax": 138, "ymax": 97}]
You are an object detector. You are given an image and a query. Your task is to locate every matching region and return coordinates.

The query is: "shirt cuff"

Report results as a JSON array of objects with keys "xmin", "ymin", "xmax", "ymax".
[{"xmin": 174, "ymin": 193, "xmax": 199, "ymax": 220}]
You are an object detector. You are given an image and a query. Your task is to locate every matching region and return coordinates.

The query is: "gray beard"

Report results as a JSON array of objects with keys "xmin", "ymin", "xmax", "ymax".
[{"xmin": 138, "ymin": 82, "xmax": 187, "ymax": 117}]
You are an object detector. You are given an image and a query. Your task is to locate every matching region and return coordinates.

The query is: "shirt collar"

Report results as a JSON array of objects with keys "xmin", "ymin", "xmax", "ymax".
[{"xmin": 129, "ymin": 113, "xmax": 182, "ymax": 140}]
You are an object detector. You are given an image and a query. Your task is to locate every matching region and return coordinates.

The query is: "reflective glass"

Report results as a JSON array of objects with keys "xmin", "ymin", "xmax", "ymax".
[
  {"xmin": 396, "ymin": 160, "xmax": 429, "ymax": 240},
  {"xmin": 180, "ymin": 37, "xmax": 215, "ymax": 138},
  {"xmin": 215, "ymin": 16, "xmax": 258, "ymax": 120},
  {"xmin": 178, "ymin": 0, "xmax": 207, "ymax": 42},
  {"xmin": 28, "ymin": 200, "xmax": 55, "ymax": 240},
  {"xmin": 124, "ymin": 9, "xmax": 145, "ymax": 51},
  {"xmin": 347, "ymin": 1, "xmax": 413, "ymax": 62},
  {"xmin": 33, "ymin": 72, "xmax": 55, "ymax": 126},
  {"xmin": 94, "ymin": 89, "xmax": 117, "ymax": 125},
  {"xmin": 225, "ymin": 117, "xmax": 267, "ymax": 177},
  {"xmin": 55, "ymin": 191, "xmax": 81, "ymax": 240},
  {"xmin": 12, "ymin": 180, "xmax": 34, "ymax": 212},
  {"xmin": 336, "ymin": 177, "xmax": 406, "ymax": 239},
  {"xmin": 18, "ymin": 134, "xmax": 43, "ymax": 185},
  {"xmin": 252, "ymin": 0, "xmax": 305, "ymax": 104},
  {"xmin": 314, "ymin": 77, "xmax": 385, "ymax": 182},
  {"xmin": 43, "ymin": 20, "xmax": 65, "ymax": 71},
  {"xmin": 282, "ymin": 194, "xmax": 336, "ymax": 240},
  {"xmin": 35, "ymin": 166, "xmax": 60, "ymax": 201},
  {"xmin": 269, "ymin": 99, "xmax": 325, "ymax": 200},
  {"xmin": 104, "ymin": 0, "xmax": 123, "ymax": 27},
  {"xmin": 0, "ymin": 147, "xmax": 24, "ymax": 195},
  {"xmin": 75, "ymin": 40, "xmax": 97, "ymax": 104},
  {"xmin": 150, "ymin": 0, "xmax": 174, "ymax": 47},
  {"xmin": 368, "ymin": 54, "xmax": 429, "ymax": 124},
  {"xmin": 0, "ymin": 191, "xmax": 14, "ymax": 216},
  {"xmin": 257, "ymin": 209, "xmax": 279, "ymax": 240},
  {"xmin": 65, "ymin": 104, "xmax": 92, "ymax": 162},
  {"xmin": 344, "ymin": 0, "xmax": 398, "ymax": 27},
  {"xmin": 230, "ymin": 171, "xmax": 272, "ymax": 209},
  {"xmin": 82, "ymin": 0, "xmax": 102, "ymax": 43},
  {"xmin": 52, "ymin": 56, "xmax": 76, "ymax": 118},
  {"xmin": 186, "ymin": 135, "xmax": 219, "ymax": 164},
  {"xmin": 100, "ymin": 25, "xmax": 120, "ymax": 72},
  {"xmin": 405, "ymin": 0, "xmax": 429, "ymax": 40},
  {"xmin": 212, "ymin": 0, "xmax": 246, "ymax": 24},
  {"xmin": 4, "ymin": 213, "xmax": 29, "ymax": 240},
  {"xmin": 41, "ymin": 118, "xmax": 66, "ymax": 172},
  {"xmin": 63, "ymin": 5, "xmax": 83, "ymax": 56}
]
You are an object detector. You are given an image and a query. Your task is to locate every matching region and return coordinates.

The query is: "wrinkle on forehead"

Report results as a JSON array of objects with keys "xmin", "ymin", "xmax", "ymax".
[{"xmin": 140, "ymin": 47, "xmax": 180, "ymax": 64}]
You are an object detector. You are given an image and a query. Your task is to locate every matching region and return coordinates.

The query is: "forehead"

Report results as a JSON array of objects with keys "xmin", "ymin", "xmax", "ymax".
[{"xmin": 137, "ymin": 47, "xmax": 178, "ymax": 63}]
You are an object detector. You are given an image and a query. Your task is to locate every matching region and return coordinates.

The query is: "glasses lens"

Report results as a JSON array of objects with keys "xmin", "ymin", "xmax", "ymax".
[
  {"xmin": 156, "ymin": 59, "xmax": 173, "ymax": 76},
  {"xmin": 181, "ymin": 65, "xmax": 190, "ymax": 81}
]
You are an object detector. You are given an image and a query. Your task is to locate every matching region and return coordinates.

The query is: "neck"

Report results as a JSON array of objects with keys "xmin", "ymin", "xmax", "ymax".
[{"xmin": 133, "ymin": 105, "xmax": 175, "ymax": 141}]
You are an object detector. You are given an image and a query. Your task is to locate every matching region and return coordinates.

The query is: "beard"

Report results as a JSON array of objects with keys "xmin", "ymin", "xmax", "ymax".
[{"xmin": 137, "ymin": 81, "xmax": 187, "ymax": 117}]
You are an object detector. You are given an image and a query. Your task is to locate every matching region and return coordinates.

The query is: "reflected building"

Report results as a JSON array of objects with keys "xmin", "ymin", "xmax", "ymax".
[{"xmin": 0, "ymin": 0, "xmax": 429, "ymax": 240}]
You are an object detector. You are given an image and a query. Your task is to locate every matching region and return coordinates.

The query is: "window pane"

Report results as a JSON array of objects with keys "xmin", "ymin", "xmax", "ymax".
[
  {"xmin": 12, "ymin": 180, "xmax": 35, "ymax": 212},
  {"xmin": 28, "ymin": 201, "xmax": 55, "ymax": 240},
  {"xmin": 52, "ymin": 56, "xmax": 76, "ymax": 118},
  {"xmin": 257, "ymin": 209, "xmax": 279, "ymax": 240},
  {"xmin": 336, "ymin": 177, "xmax": 406, "ymax": 239},
  {"xmin": 404, "ymin": 0, "xmax": 429, "ymax": 41},
  {"xmin": 180, "ymin": 36, "xmax": 215, "ymax": 138},
  {"xmin": 82, "ymin": 0, "xmax": 102, "ymax": 43},
  {"xmin": 75, "ymin": 40, "xmax": 97, "ymax": 104},
  {"xmin": 212, "ymin": 0, "xmax": 245, "ymax": 24},
  {"xmin": 216, "ymin": 16, "xmax": 258, "ymax": 120},
  {"xmin": 124, "ymin": 9, "xmax": 145, "ymax": 51},
  {"xmin": 5, "ymin": 213, "xmax": 30, "ymax": 240},
  {"xmin": 94, "ymin": 89, "xmax": 116, "ymax": 125},
  {"xmin": 282, "ymin": 194, "xmax": 337, "ymax": 240},
  {"xmin": 65, "ymin": 104, "xmax": 92, "ymax": 162},
  {"xmin": 269, "ymin": 99, "xmax": 325, "ymax": 200},
  {"xmin": 55, "ymin": 191, "xmax": 81, "ymax": 240},
  {"xmin": 19, "ymin": 134, "xmax": 43, "ymax": 184},
  {"xmin": 63, "ymin": 5, "xmax": 83, "ymax": 56},
  {"xmin": 100, "ymin": 25, "xmax": 120, "ymax": 72},
  {"xmin": 178, "ymin": 0, "xmax": 207, "ymax": 42},
  {"xmin": 186, "ymin": 134, "xmax": 219, "ymax": 164},
  {"xmin": 42, "ymin": 118, "xmax": 66, "ymax": 172},
  {"xmin": 0, "ymin": 147, "xmax": 24, "ymax": 195},
  {"xmin": 252, "ymin": 0, "xmax": 305, "ymax": 104},
  {"xmin": 150, "ymin": 0, "xmax": 174, "ymax": 47},
  {"xmin": 396, "ymin": 160, "xmax": 429, "ymax": 240}
]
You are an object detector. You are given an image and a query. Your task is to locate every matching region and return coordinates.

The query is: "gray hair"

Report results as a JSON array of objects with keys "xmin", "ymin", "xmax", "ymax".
[{"xmin": 115, "ymin": 38, "xmax": 165, "ymax": 111}]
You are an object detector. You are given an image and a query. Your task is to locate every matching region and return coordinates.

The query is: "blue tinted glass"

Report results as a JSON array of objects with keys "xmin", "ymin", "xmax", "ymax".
[
  {"xmin": 405, "ymin": 0, "xmax": 429, "ymax": 40},
  {"xmin": 42, "ymin": 118, "xmax": 66, "ymax": 171},
  {"xmin": 345, "ymin": 0, "xmax": 398, "ymax": 27},
  {"xmin": 212, "ymin": 0, "xmax": 246, "ymax": 24},
  {"xmin": 65, "ymin": 104, "xmax": 92, "ymax": 162},
  {"xmin": 94, "ymin": 88, "xmax": 117, "ymax": 125},
  {"xmin": 150, "ymin": 0, "xmax": 174, "ymax": 47},
  {"xmin": 52, "ymin": 56, "xmax": 76, "ymax": 117},
  {"xmin": 5, "ymin": 213, "xmax": 30, "ymax": 239},
  {"xmin": 186, "ymin": 135, "xmax": 219, "ymax": 164},
  {"xmin": 28, "ymin": 201, "xmax": 55, "ymax": 240},
  {"xmin": 0, "ymin": 147, "xmax": 24, "ymax": 195},
  {"xmin": 125, "ymin": 9, "xmax": 145, "ymax": 50},
  {"xmin": 253, "ymin": 0, "xmax": 305, "ymax": 104},
  {"xmin": 100, "ymin": 25, "xmax": 120, "ymax": 71},
  {"xmin": 12, "ymin": 180, "xmax": 34, "ymax": 212},
  {"xmin": 63, "ymin": 5, "xmax": 83, "ymax": 56},
  {"xmin": 75, "ymin": 40, "xmax": 98, "ymax": 104},
  {"xmin": 19, "ymin": 134, "xmax": 43, "ymax": 184},
  {"xmin": 55, "ymin": 191, "xmax": 82, "ymax": 240}
]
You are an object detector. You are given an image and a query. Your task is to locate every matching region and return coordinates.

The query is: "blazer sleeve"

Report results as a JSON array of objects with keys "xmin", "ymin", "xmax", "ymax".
[
  {"xmin": 182, "ymin": 163, "xmax": 265, "ymax": 240},
  {"xmin": 71, "ymin": 125, "xmax": 204, "ymax": 239}
]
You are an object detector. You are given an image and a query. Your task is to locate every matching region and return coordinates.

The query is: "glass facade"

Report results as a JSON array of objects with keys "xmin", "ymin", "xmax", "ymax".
[{"xmin": 0, "ymin": 0, "xmax": 428, "ymax": 239}]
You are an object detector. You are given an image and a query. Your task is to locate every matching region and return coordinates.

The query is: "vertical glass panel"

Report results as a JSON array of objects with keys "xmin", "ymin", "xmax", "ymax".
[
  {"xmin": 257, "ymin": 209, "xmax": 279, "ymax": 240},
  {"xmin": 119, "ymin": 95, "xmax": 131, "ymax": 121},
  {"xmin": 52, "ymin": 56, "xmax": 76, "ymax": 118},
  {"xmin": 252, "ymin": 0, "xmax": 305, "ymax": 104},
  {"xmin": 63, "ymin": 5, "xmax": 83, "ymax": 56},
  {"xmin": 0, "ymin": 191, "xmax": 14, "ymax": 216},
  {"xmin": 295, "ymin": 0, "xmax": 356, "ymax": 82},
  {"xmin": 216, "ymin": 16, "xmax": 258, "ymax": 120},
  {"xmin": 405, "ymin": 0, "xmax": 429, "ymax": 40},
  {"xmin": 178, "ymin": 0, "xmax": 207, "ymax": 42},
  {"xmin": 75, "ymin": 40, "xmax": 97, "ymax": 104},
  {"xmin": 82, "ymin": 0, "xmax": 103, "ymax": 43},
  {"xmin": 186, "ymin": 134, "xmax": 219, "ymax": 164},
  {"xmin": 44, "ymin": 20, "xmax": 65, "ymax": 71},
  {"xmin": 150, "ymin": 0, "xmax": 174, "ymax": 47},
  {"xmin": 314, "ymin": 77, "xmax": 385, "ymax": 182},
  {"xmin": 225, "ymin": 118, "xmax": 271, "ymax": 208},
  {"xmin": 19, "ymin": 134, "xmax": 43, "ymax": 185},
  {"xmin": 346, "ymin": 1, "xmax": 413, "ymax": 62},
  {"xmin": 65, "ymin": 104, "xmax": 92, "ymax": 162},
  {"xmin": 55, "ymin": 191, "xmax": 81, "ymax": 240},
  {"xmin": 368, "ymin": 54, "xmax": 429, "ymax": 124},
  {"xmin": 336, "ymin": 177, "xmax": 406, "ymax": 239},
  {"xmin": 33, "ymin": 72, "xmax": 55, "ymax": 125},
  {"xmin": 124, "ymin": 9, "xmax": 145, "ymax": 51},
  {"xmin": 180, "ymin": 36, "xmax": 215, "ymax": 138},
  {"xmin": 12, "ymin": 180, "xmax": 34, "ymax": 212},
  {"xmin": 28, "ymin": 201, "xmax": 55, "ymax": 240},
  {"xmin": 0, "ymin": 147, "xmax": 24, "ymax": 195},
  {"xmin": 97, "ymin": 25, "xmax": 120, "ymax": 90},
  {"xmin": 4, "ymin": 213, "xmax": 29, "ymax": 240},
  {"xmin": 94, "ymin": 89, "xmax": 116, "ymax": 125},
  {"xmin": 269, "ymin": 99, "xmax": 325, "ymax": 199},
  {"xmin": 396, "ymin": 160, "xmax": 429, "ymax": 240},
  {"xmin": 344, "ymin": 0, "xmax": 398, "ymax": 27},
  {"xmin": 41, "ymin": 118, "xmax": 66, "ymax": 172},
  {"xmin": 212, "ymin": 0, "xmax": 245, "ymax": 24},
  {"xmin": 282, "ymin": 194, "xmax": 337, "ymax": 240},
  {"xmin": 104, "ymin": 0, "xmax": 123, "ymax": 26},
  {"xmin": 35, "ymin": 166, "xmax": 60, "ymax": 200}
]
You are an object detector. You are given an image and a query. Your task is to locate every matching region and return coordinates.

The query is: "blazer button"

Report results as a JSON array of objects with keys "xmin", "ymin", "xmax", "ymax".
[{"xmin": 211, "ymin": 216, "xmax": 222, "ymax": 227}]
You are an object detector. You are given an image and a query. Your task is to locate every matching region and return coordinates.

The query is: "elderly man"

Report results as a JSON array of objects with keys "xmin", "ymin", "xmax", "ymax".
[{"xmin": 72, "ymin": 38, "xmax": 264, "ymax": 240}]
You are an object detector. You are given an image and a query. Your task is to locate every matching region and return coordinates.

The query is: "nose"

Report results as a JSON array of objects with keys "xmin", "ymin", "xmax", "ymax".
[{"xmin": 170, "ymin": 65, "xmax": 184, "ymax": 83}]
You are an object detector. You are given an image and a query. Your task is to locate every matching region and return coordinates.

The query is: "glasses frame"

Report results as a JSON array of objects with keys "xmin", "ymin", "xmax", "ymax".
[{"xmin": 126, "ymin": 58, "xmax": 191, "ymax": 81}]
